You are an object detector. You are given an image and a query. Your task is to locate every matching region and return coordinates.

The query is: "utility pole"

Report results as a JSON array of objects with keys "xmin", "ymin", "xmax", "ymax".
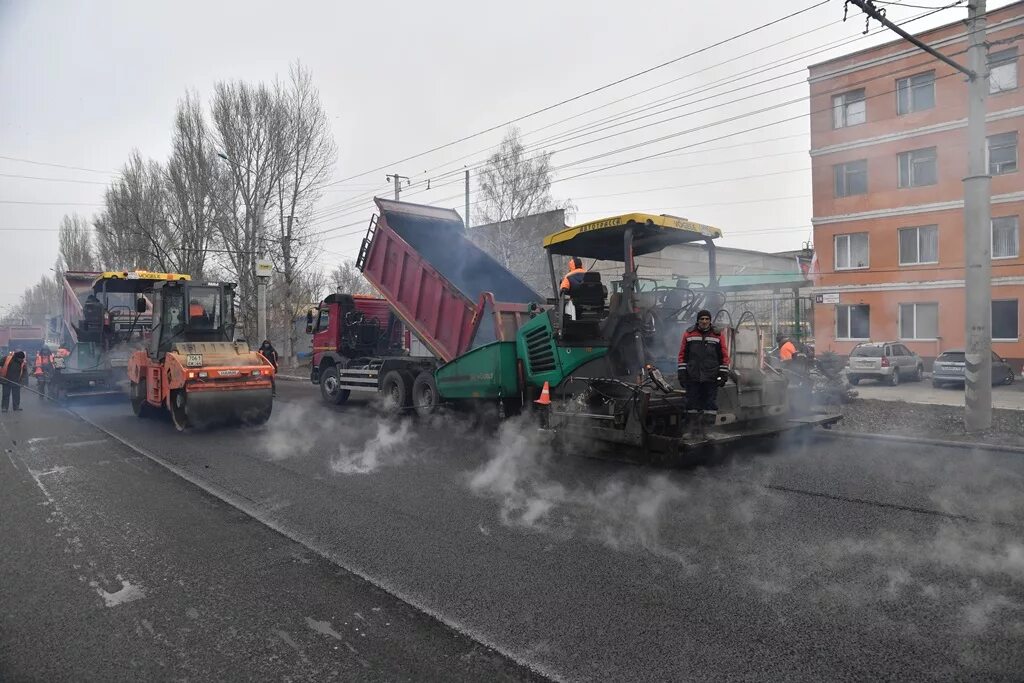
[
  {"xmin": 844, "ymin": 0, "xmax": 991, "ymax": 430},
  {"xmin": 465, "ymin": 168, "xmax": 471, "ymax": 228},
  {"xmin": 386, "ymin": 173, "xmax": 409, "ymax": 200},
  {"xmin": 283, "ymin": 215, "xmax": 295, "ymax": 367}
]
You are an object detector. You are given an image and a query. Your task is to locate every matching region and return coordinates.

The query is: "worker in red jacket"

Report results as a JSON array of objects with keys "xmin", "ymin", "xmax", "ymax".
[{"xmin": 677, "ymin": 309, "xmax": 730, "ymax": 435}]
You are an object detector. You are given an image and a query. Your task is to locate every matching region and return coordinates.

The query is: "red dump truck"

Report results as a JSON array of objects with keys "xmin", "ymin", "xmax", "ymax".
[{"xmin": 307, "ymin": 198, "xmax": 542, "ymax": 406}]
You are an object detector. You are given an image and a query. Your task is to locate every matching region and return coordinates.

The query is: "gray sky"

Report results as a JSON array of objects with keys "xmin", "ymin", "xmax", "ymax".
[{"xmin": 0, "ymin": 0, "xmax": 1007, "ymax": 310}]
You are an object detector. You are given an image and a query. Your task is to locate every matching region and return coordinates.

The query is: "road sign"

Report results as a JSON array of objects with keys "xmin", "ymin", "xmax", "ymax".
[
  {"xmin": 815, "ymin": 292, "xmax": 840, "ymax": 304},
  {"xmin": 255, "ymin": 259, "xmax": 274, "ymax": 277}
]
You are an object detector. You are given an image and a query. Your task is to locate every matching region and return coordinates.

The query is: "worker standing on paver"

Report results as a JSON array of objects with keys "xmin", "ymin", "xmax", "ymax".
[
  {"xmin": 677, "ymin": 310, "xmax": 730, "ymax": 436},
  {"xmin": 1, "ymin": 350, "xmax": 29, "ymax": 413}
]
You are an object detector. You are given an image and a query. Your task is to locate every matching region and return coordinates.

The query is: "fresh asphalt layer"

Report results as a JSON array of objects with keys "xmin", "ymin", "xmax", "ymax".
[
  {"xmin": 0, "ymin": 393, "xmax": 542, "ymax": 682},
  {"xmin": 7, "ymin": 381, "xmax": 1024, "ymax": 681}
]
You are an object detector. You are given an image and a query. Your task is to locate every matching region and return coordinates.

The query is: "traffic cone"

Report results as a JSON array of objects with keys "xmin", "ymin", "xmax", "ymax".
[{"xmin": 534, "ymin": 381, "xmax": 551, "ymax": 405}]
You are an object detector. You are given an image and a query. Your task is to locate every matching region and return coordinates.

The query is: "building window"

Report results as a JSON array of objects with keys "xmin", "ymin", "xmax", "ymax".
[
  {"xmin": 834, "ymin": 159, "xmax": 868, "ymax": 197},
  {"xmin": 832, "ymin": 89, "xmax": 866, "ymax": 128},
  {"xmin": 988, "ymin": 132, "xmax": 1018, "ymax": 175},
  {"xmin": 898, "ymin": 147, "xmax": 938, "ymax": 188},
  {"xmin": 989, "ymin": 48, "xmax": 1018, "ymax": 93},
  {"xmin": 992, "ymin": 299, "xmax": 1019, "ymax": 340},
  {"xmin": 835, "ymin": 233, "xmax": 869, "ymax": 270},
  {"xmin": 837, "ymin": 304, "xmax": 870, "ymax": 340},
  {"xmin": 899, "ymin": 303, "xmax": 938, "ymax": 340},
  {"xmin": 896, "ymin": 71, "xmax": 935, "ymax": 115},
  {"xmin": 992, "ymin": 216, "xmax": 1019, "ymax": 259},
  {"xmin": 899, "ymin": 225, "xmax": 938, "ymax": 265}
]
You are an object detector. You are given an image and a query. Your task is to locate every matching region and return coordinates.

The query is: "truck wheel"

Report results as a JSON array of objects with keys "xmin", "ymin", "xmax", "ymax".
[
  {"xmin": 319, "ymin": 366, "xmax": 350, "ymax": 405},
  {"xmin": 381, "ymin": 370, "xmax": 412, "ymax": 410},
  {"xmin": 412, "ymin": 372, "xmax": 439, "ymax": 417},
  {"xmin": 131, "ymin": 380, "xmax": 155, "ymax": 418}
]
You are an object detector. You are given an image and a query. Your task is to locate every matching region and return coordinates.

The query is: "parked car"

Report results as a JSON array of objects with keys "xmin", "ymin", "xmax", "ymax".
[
  {"xmin": 931, "ymin": 349, "xmax": 1016, "ymax": 387},
  {"xmin": 845, "ymin": 342, "xmax": 924, "ymax": 386}
]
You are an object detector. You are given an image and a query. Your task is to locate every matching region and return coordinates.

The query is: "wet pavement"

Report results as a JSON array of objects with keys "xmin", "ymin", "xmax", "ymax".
[{"xmin": 3, "ymin": 382, "xmax": 1024, "ymax": 681}]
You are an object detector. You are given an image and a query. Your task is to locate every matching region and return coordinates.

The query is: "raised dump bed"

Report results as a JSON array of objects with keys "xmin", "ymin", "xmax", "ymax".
[{"xmin": 357, "ymin": 198, "xmax": 542, "ymax": 362}]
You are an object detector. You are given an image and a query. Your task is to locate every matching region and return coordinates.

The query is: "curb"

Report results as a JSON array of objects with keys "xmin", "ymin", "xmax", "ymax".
[
  {"xmin": 822, "ymin": 428, "xmax": 1024, "ymax": 455},
  {"xmin": 275, "ymin": 374, "xmax": 307, "ymax": 383}
]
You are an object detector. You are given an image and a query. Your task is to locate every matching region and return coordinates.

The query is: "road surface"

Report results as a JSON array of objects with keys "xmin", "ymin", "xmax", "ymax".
[{"xmin": 3, "ymin": 381, "xmax": 1024, "ymax": 681}]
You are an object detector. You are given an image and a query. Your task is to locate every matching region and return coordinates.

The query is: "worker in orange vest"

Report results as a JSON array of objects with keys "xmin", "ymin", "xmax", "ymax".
[
  {"xmin": 1, "ymin": 350, "xmax": 29, "ymax": 412},
  {"xmin": 559, "ymin": 257, "xmax": 586, "ymax": 294},
  {"xmin": 776, "ymin": 333, "xmax": 798, "ymax": 363},
  {"xmin": 34, "ymin": 346, "xmax": 54, "ymax": 397}
]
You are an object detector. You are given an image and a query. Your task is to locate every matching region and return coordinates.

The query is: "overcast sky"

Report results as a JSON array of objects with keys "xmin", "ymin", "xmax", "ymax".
[{"xmin": 0, "ymin": 0, "xmax": 1010, "ymax": 311}]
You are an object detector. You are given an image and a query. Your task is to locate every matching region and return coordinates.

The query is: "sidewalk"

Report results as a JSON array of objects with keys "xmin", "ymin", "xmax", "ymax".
[{"xmin": 849, "ymin": 375, "xmax": 1024, "ymax": 410}]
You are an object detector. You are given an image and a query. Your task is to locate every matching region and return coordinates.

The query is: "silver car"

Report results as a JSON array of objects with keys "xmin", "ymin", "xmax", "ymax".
[
  {"xmin": 846, "ymin": 342, "xmax": 924, "ymax": 386},
  {"xmin": 932, "ymin": 349, "xmax": 1016, "ymax": 387}
]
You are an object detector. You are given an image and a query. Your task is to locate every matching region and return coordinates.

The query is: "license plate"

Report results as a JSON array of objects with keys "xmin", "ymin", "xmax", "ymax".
[{"xmin": 186, "ymin": 354, "xmax": 203, "ymax": 368}]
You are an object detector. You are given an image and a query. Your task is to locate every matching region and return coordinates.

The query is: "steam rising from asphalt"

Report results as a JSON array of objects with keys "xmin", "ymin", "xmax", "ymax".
[
  {"xmin": 260, "ymin": 400, "xmax": 415, "ymax": 475},
  {"xmin": 330, "ymin": 419, "xmax": 413, "ymax": 475}
]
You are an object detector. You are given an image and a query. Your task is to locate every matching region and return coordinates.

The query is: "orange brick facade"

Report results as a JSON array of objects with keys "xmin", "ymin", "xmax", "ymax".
[{"xmin": 809, "ymin": 2, "xmax": 1024, "ymax": 367}]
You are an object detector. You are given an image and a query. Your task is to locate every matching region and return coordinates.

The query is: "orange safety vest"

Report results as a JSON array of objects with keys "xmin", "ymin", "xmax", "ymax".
[
  {"xmin": 1, "ymin": 353, "xmax": 26, "ymax": 382},
  {"xmin": 779, "ymin": 341, "xmax": 797, "ymax": 361},
  {"xmin": 189, "ymin": 303, "xmax": 205, "ymax": 317},
  {"xmin": 34, "ymin": 353, "xmax": 44, "ymax": 376},
  {"xmin": 559, "ymin": 266, "xmax": 586, "ymax": 293}
]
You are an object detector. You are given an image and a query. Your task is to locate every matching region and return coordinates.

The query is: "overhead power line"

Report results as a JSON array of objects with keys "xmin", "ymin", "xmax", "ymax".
[
  {"xmin": 323, "ymin": 1, "xmax": 830, "ymax": 187},
  {"xmin": 0, "ymin": 155, "xmax": 118, "ymax": 175}
]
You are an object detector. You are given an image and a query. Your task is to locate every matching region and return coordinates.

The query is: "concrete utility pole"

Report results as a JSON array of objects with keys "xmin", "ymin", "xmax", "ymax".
[
  {"xmin": 465, "ymin": 169, "xmax": 471, "ymax": 228},
  {"xmin": 283, "ymin": 215, "xmax": 295, "ymax": 366},
  {"xmin": 386, "ymin": 173, "xmax": 409, "ymax": 200},
  {"xmin": 843, "ymin": 0, "xmax": 991, "ymax": 430}
]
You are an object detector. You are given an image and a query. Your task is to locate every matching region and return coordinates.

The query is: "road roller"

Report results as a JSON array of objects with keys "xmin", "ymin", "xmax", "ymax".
[{"xmin": 121, "ymin": 272, "xmax": 275, "ymax": 430}]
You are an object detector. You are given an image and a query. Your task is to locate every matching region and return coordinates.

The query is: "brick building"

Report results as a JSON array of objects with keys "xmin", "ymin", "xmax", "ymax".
[{"xmin": 809, "ymin": 1, "xmax": 1024, "ymax": 367}]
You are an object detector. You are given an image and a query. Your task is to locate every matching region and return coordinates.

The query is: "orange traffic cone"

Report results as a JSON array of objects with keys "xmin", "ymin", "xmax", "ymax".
[{"xmin": 534, "ymin": 381, "xmax": 551, "ymax": 405}]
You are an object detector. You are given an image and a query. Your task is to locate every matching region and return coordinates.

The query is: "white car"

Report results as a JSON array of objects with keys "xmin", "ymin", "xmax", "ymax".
[{"xmin": 845, "ymin": 341, "xmax": 924, "ymax": 386}]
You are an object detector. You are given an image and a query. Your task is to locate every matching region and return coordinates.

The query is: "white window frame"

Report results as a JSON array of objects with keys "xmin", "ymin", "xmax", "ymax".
[
  {"xmin": 896, "ymin": 71, "xmax": 936, "ymax": 115},
  {"xmin": 992, "ymin": 216, "xmax": 1020, "ymax": 260},
  {"xmin": 833, "ymin": 159, "xmax": 868, "ymax": 197},
  {"xmin": 989, "ymin": 47, "xmax": 1018, "ymax": 94},
  {"xmin": 898, "ymin": 302, "xmax": 939, "ymax": 341},
  {"xmin": 834, "ymin": 232, "xmax": 870, "ymax": 270},
  {"xmin": 992, "ymin": 299, "xmax": 1019, "ymax": 342},
  {"xmin": 987, "ymin": 131, "xmax": 1018, "ymax": 175},
  {"xmin": 832, "ymin": 89, "xmax": 866, "ymax": 129},
  {"xmin": 898, "ymin": 225, "xmax": 939, "ymax": 266},
  {"xmin": 836, "ymin": 304, "xmax": 870, "ymax": 341},
  {"xmin": 898, "ymin": 147, "xmax": 938, "ymax": 188}
]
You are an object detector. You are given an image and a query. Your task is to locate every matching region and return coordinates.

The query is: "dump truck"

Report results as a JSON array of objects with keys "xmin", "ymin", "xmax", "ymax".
[
  {"xmin": 308, "ymin": 198, "xmax": 541, "ymax": 407},
  {"xmin": 45, "ymin": 270, "xmax": 152, "ymax": 400},
  {"xmin": 329, "ymin": 200, "xmax": 837, "ymax": 460},
  {"xmin": 116, "ymin": 271, "xmax": 275, "ymax": 430},
  {"xmin": 0, "ymin": 323, "xmax": 45, "ymax": 358}
]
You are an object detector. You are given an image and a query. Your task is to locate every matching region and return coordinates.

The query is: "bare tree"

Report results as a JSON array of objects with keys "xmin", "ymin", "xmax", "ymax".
[
  {"xmin": 13, "ymin": 275, "xmax": 61, "ymax": 326},
  {"xmin": 272, "ymin": 63, "xmax": 337, "ymax": 364},
  {"xmin": 165, "ymin": 91, "xmax": 224, "ymax": 279},
  {"xmin": 95, "ymin": 151, "xmax": 174, "ymax": 272},
  {"xmin": 57, "ymin": 214, "xmax": 97, "ymax": 273},
  {"xmin": 211, "ymin": 79, "xmax": 290, "ymax": 341},
  {"xmin": 267, "ymin": 268, "xmax": 328, "ymax": 363},
  {"xmin": 475, "ymin": 128, "xmax": 573, "ymax": 271},
  {"xmin": 329, "ymin": 261, "xmax": 375, "ymax": 295}
]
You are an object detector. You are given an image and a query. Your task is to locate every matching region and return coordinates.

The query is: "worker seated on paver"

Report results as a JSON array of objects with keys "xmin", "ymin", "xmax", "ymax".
[{"xmin": 559, "ymin": 257, "xmax": 606, "ymax": 322}]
